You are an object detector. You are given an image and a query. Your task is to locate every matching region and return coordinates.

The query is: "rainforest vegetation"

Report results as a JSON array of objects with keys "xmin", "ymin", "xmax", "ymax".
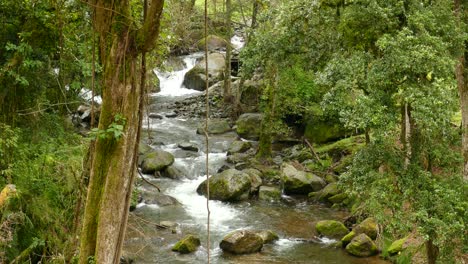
[{"xmin": 0, "ymin": 0, "xmax": 466, "ymax": 263}]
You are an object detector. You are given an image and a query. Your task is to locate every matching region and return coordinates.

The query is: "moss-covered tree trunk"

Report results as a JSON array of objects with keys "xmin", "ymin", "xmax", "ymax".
[
  {"xmin": 79, "ymin": 1, "xmax": 164, "ymax": 263},
  {"xmin": 257, "ymin": 65, "xmax": 278, "ymax": 159}
]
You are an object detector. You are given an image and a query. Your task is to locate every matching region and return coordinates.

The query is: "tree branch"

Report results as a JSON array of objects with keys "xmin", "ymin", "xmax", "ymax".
[{"xmin": 137, "ymin": 0, "xmax": 165, "ymax": 53}]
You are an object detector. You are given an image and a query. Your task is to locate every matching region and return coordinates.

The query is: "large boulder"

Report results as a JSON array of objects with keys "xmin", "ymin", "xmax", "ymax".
[
  {"xmin": 196, "ymin": 169, "xmax": 251, "ymax": 202},
  {"xmin": 161, "ymin": 165, "xmax": 185, "ymax": 179},
  {"xmin": 140, "ymin": 150, "xmax": 175, "ymax": 174},
  {"xmin": 182, "ymin": 53, "xmax": 226, "ymax": 91},
  {"xmin": 236, "ymin": 113, "xmax": 263, "ymax": 140},
  {"xmin": 281, "ymin": 163, "xmax": 326, "ymax": 195},
  {"xmin": 304, "ymin": 117, "xmax": 347, "ymax": 144},
  {"xmin": 315, "ymin": 220, "xmax": 349, "ymax": 239},
  {"xmin": 197, "ymin": 35, "xmax": 229, "ymax": 51},
  {"xmin": 309, "ymin": 182, "xmax": 340, "ymax": 202},
  {"xmin": 227, "ymin": 140, "xmax": 252, "ymax": 155},
  {"xmin": 219, "ymin": 230, "xmax": 264, "ymax": 254},
  {"xmin": 345, "ymin": 234, "xmax": 378, "ymax": 257},
  {"xmin": 172, "ymin": 235, "xmax": 201, "ymax": 254},
  {"xmin": 196, "ymin": 119, "xmax": 231, "ymax": 135},
  {"xmin": 182, "ymin": 66, "xmax": 207, "ymax": 91}
]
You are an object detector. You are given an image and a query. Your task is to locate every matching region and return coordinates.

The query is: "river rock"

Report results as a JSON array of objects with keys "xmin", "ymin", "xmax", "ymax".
[
  {"xmin": 310, "ymin": 182, "xmax": 340, "ymax": 202},
  {"xmin": 353, "ymin": 217, "xmax": 378, "ymax": 240},
  {"xmin": 141, "ymin": 150, "xmax": 175, "ymax": 174},
  {"xmin": 227, "ymin": 140, "xmax": 252, "ymax": 155},
  {"xmin": 196, "ymin": 119, "xmax": 231, "ymax": 135},
  {"xmin": 345, "ymin": 233, "xmax": 378, "ymax": 257},
  {"xmin": 161, "ymin": 165, "xmax": 184, "ymax": 179},
  {"xmin": 258, "ymin": 186, "xmax": 282, "ymax": 202},
  {"xmin": 197, "ymin": 35, "xmax": 229, "ymax": 51},
  {"xmin": 236, "ymin": 113, "xmax": 263, "ymax": 140},
  {"xmin": 254, "ymin": 230, "xmax": 279, "ymax": 244},
  {"xmin": 196, "ymin": 169, "xmax": 251, "ymax": 202},
  {"xmin": 164, "ymin": 56, "xmax": 186, "ymax": 71},
  {"xmin": 148, "ymin": 113, "xmax": 163, "ymax": 119},
  {"xmin": 281, "ymin": 163, "xmax": 326, "ymax": 195},
  {"xmin": 219, "ymin": 230, "xmax": 263, "ymax": 254},
  {"xmin": 178, "ymin": 142, "xmax": 199, "ymax": 152},
  {"xmin": 226, "ymin": 152, "xmax": 251, "ymax": 164},
  {"xmin": 138, "ymin": 143, "xmax": 152, "ymax": 155},
  {"xmin": 142, "ymin": 192, "xmax": 180, "ymax": 207},
  {"xmin": 172, "ymin": 234, "xmax": 201, "ymax": 254},
  {"xmin": 183, "ymin": 66, "xmax": 207, "ymax": 91},
  {"xmin": 242, "ymin": 168, "xmax": 263, "ymax": 193},
  {"xmin": 315, "ymin": 220, "xmax": 349, "ymax": 239}
]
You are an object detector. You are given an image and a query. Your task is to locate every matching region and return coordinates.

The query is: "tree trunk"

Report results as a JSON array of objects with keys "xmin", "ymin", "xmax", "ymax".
[
  {"xmin": 257, "ymin": 65, "xmax": 277, "ymax": 159},
  {"xmin": 426, "ymin": 238, "xmax": 439, "ymax": 264},
  {"xmin": 455, "ymin": 0, "xmax": 468, "ymax": 180},
  {"xmin": 79, "ymin": 1, "xmax": 164, "ymax": 263},
  {"xmin": 223, "ymin": 0, "xmax": 232, "ymax": 104}
]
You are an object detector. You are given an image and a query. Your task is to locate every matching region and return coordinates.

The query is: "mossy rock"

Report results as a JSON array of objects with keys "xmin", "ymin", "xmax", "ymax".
[
  {"xmin": 387, "ymin": 237, "xmax": 408, "ymax": 255},
  {"xmin": 304, "ymin": 118, "xmax": 347, "ymax": 144},
  {"xmin": 315, "ymin": 220, "xmax": 349, "ymax": 239},
  {"xmin": 345, "ymin": 233, "xmax": 378, "ymax": 257},
  {"xmin": 236, "ymin": 113, "xmax": 263, "ymax": 140},
  {"xmin": 196, "ymin": 119, "xmax": 231, "ymax": 135},
  {"xmin": 183, "ymin": 66, "xmax": 208, "ymax": 91},
  {"xmin": 141, "ymin": 150, "xmax": 175, "ymax": 174},
  {"xmin": 228, "ymin": 141, "xmax": 252, "ymax": 155},
  {"xmin": 220, "ymin": 230, "xmax": 263, "ymax": 254},
  {"xmin": 172, "ymin": 235, "xmax": 201, "ymax": 254},
  {"xmin": 282, "ymin": 163, "xmax": 326, "ymax": 195},
  {"xmin": 259, "ymin": 186, "xmax": 282, "ymax": 202},
  {"xmin": 328, "ymin": 193, "xmax": 348, "ymax": 204},
  {"xmin": 242, "ymin": 168, "xmax": 263, "ymax": 193},
  {"xmin": 254, "ymin": 230, "xmax": 279, "ymax": 244},
  {"xmin": 341, "ymin": 231, "xmax": 357, "ymax": 246},
  {"xmin": 315, "ymin": 182, "xmax": 340, "ymax": 202},
  {"xmin": 196, "ymin": 169, "xmax": 251, "ymax": 202},
  {"xmin": 197, "ymin": 35, "xmax": 229, "ymax": 51},
  {"xmin": 353, "ymin": 217, "xmax": 378, "ymax": 240}
]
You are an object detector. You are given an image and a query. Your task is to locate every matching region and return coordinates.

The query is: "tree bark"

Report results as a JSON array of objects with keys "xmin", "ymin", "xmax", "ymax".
[
  {"xmin": 79, "ymin": 1, "xmax": 164, "ymax": 263},
  {"xmin": 223, "ymin": 0, "xmax": 232, "ymax": 103},
  {"xmin": 455, "ymin": 0, "xmax": 467, "ymax": 180}
]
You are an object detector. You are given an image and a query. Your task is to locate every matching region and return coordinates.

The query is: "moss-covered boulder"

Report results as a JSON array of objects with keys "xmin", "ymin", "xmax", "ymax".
[
  {"xmin": 220, "ymin": 230, "xmax": 263, "ymax": 254},
  {"xmin": 345, "ymin": 233, "xmax": 378, "ymax": 257},
  {"xmin": 387, "ymin": 237, "xmax": 408, "ymax": 255},
  {"xmin": 258, "ymin": 186, "xmax": 282, "ymax": 202},
  {"xmin": 161, "ymin": 165, "xmax": 185, "ymax": 179},
  {"xmin": 197, "ymin": 35, "xmax": 229, "ymax": 51},
  {"xmin": 242, "ymin": 168, "xmax": 263, "ymax": 193},
  {"xmin": 353, "ymin": 217, "xmax": 378, "ymax": 240},
  {"xmin": 329, "ymin": 193, "xmax": 348, "ymax": 204},
  {"xmin": 313, "ymin": 182, "xmax": 340, "ymax": 202},
  {"xmin": 141, "ymin": 150, "xmax": 175, "ymax": 174},
  {"xmin": 282, "ymin": 163, "xmax": 326, "ymax": 195},
  {"xmin": 341, "ymin": 231, "xmax": 357, "ymax": 246},
  {"xmin": 196, "ymin": 119, "xmax": 231, "ymax": 135},
  {"xmin": 228, "ymin": 141, "xmax": 252, "ymax": 155},
  {"xmin": 254, "ymin": 230, "xmax": 279, "ymax": 244},
  {"xmin": 196, "ymin": 169, "xmax": 251, "ymax": 201},
  {"xmin": 172, "ymin": 235, "xmax": 201, "ymax": 254},
  {"xmin": 142, "ymin": 191, "xmax": 180, "ymax": 207},
  {"xmin": 315, "ymin": 220, "xmax": 349, "ymax": 239},
  {"xmin": 183, "ymin": 66, "xmax": 208, "ymax": 91},
  {"xmin": 236, "ymin": 113, "xmax": 263, "ymax": 140},
  {"xmin": 304, "ymin": 117, "xmax": 347, "ymax": 144}
]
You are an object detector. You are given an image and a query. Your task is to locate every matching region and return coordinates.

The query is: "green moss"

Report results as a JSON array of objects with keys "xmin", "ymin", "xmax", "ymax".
[
  {"xmin": 304, "ymin": 119, "xmax": 347, "ymax": 144},
  {"xmin": 341, "ymin": 231, "xmax": 356, "ymax": 246},
  {"xmin": 387, "ymin": 237, "xmax": 408, "ymax": 255},
  {"xmin": 172, "ymin": 235, "xmax": 201, "ymax": 254},
  {"xmin": 315, "ymin": 135, "xmax": 365, "ymax": 154},
  {"xmin": 315, "ymin": 220, "xmax": 349, "ymax": 239}
]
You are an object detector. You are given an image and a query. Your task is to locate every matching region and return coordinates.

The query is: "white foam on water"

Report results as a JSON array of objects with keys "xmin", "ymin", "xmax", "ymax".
[
  {"xmin": 231, "ymin": 35, "xmax": 245, "ymax": 50},
  {"xmin": 153, "ymin": 53, "xmax": 204, "ymax": 97}
]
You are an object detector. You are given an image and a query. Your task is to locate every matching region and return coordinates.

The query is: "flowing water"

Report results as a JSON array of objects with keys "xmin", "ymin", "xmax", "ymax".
[{"xmin": 123, "ymin": 48, "xmax": 388, "ymax": 264}]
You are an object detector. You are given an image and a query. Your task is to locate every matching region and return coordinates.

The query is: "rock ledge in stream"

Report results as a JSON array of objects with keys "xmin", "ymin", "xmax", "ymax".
[
  {"xmin": 196, "ymin": 119, "xmax": 231, "ymax": 135},
  {"xmin": 196, "ymin": 169, "xmax": 251, "ymax": 202},
  {"xmin": 220, "ymin": 230, "xmax": 263, "ymax": 254}
]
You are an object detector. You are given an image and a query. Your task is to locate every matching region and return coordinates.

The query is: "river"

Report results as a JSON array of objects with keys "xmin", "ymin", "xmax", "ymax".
[{"xmin": 122, "ymin": 50, "xmax": 388, "ymax": 264}]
